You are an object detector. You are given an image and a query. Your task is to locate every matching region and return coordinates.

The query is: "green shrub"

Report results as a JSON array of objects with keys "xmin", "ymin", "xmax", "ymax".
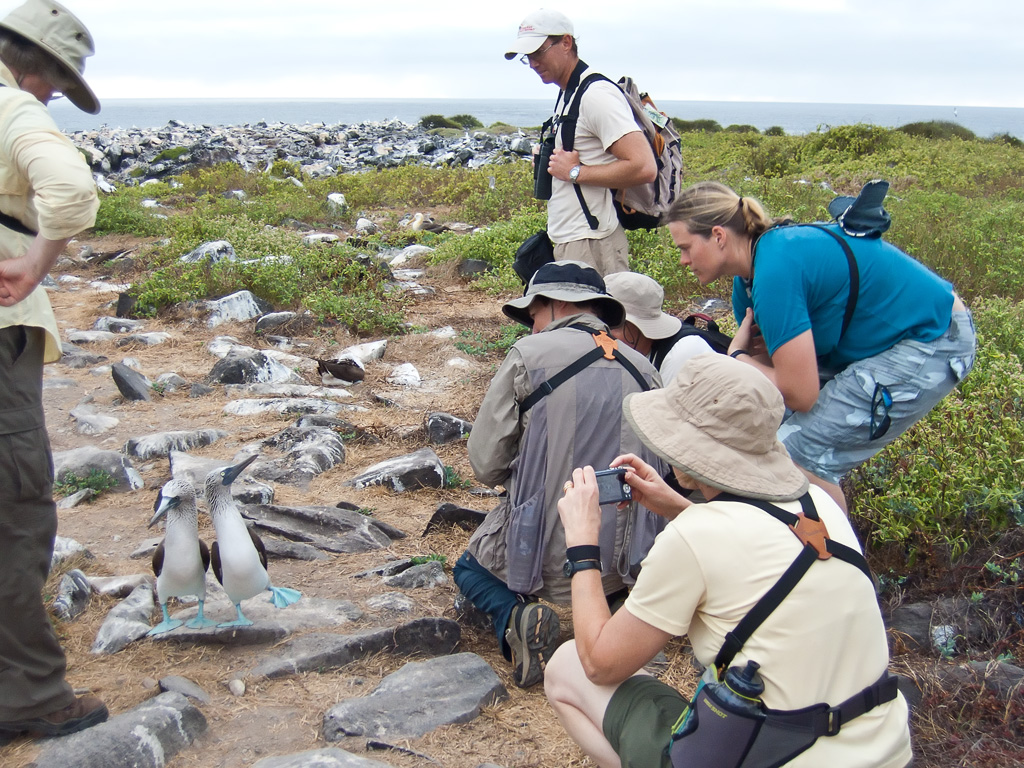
[
  {"xmin": 990, "ymin": 132, "xmax": 1024, "ymax": 149},
  {"xmin": 725, "ymin": 124, "xmax": 760, "ymax": 134},
  {"xmin": 671, "ymin": 118, "xmax": 722, "ymax": 133},
  {"xmin": 420, "ymin": 114, "xmax": 461, "ymax": 130},
  {"xmin": 806, "ymin": 123, "xmax": 891, "ymax": 158},
  {"xmin": 153, "ymin": 145, "xmax": 190, "ymax": 162},
  {"xmin": 449, "ymin": 114, "xmax": 483, "ymax": 129},
  {"xmin": 764, "ymin": 126, "xmax": 786, "ymax": 136},
  {"xmin": 94, "ymin": 188, "xmax": 168, "ymax": 236},
  {"xmin": 54, "ymin": 469, "xmax": 117, "ymax": 498},
  {"xmin": 897, "ymin": 120, "xmax": 977, "ymax": 141}
]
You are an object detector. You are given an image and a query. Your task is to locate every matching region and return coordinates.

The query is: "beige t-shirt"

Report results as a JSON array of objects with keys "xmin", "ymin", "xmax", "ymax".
[
  {"xmin": 0, "ymin": 66, "xmax": 99, "ymax": 363},
  {"xmin": 626, "ymin": 486, "xmax": 912, "ymax": 768},
  {"xmin": 548, "ymin": 70, "xmax": 638, "ymax": 244}
]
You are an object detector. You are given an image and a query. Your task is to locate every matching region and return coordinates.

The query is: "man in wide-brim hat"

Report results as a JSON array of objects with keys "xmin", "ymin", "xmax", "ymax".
[
  {"xmin": 0, "ymin": 0, "xmax": 108, "ymax": 745},
  {"xmin": 545, "ymin": 354, "xmax": 913, "ymax": 768},
  {"xmin": 453, "ymin": 260, "xmax": 666, "ymax": 689}
]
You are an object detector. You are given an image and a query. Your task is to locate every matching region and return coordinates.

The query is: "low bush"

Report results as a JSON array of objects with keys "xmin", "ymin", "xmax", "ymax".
[
  {"xmin": 420, "ymin": 114, "xmax": 461, "ymax": 130},
  {"xmin": 897, "ymin": 120, "xmax": 977, "ymax": 141},
  {"xmin": 671, "ymin": 118, "xmax": 723, "ymax": 133}
]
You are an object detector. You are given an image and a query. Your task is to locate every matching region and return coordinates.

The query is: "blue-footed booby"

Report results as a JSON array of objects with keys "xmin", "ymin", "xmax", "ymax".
[
  {"xmin": 147, "ymin": 478, "xmax": 216, "ymax": 635},
  {"xmin": 205, "ymin": 454, "xmax": 301, "ymax": 627}
]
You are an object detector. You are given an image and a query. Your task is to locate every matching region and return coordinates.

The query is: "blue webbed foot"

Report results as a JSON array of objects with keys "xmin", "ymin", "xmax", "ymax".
[
  {"xmin": 268, "ymin": 586, "xmax": 301, "ymax": 608},
  {"xmin": 217, "ymin": 604, "xmax": 254, "ymax": 628},
  {"xmin": 185, "ymin": 600, "xmax": 217, "ymax": 629},
  {"xmin": 148, "ymin": 603, "xmax": 183, "ymax": 635}
]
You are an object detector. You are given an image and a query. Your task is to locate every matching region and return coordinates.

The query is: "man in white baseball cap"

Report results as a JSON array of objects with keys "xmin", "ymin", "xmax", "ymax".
[
  {"xmin": 0, "ymin": 0, "xmax": 107, "ymax": 745},
  {"xmin": 505, "ymin": 9, "xmax": 656, "ymax": 276}
]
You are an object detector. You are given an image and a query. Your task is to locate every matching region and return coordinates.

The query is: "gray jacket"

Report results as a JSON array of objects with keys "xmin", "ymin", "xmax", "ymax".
[{"xmin": 466, "ymin": 313, "xmax": 665, "ymax": 603}]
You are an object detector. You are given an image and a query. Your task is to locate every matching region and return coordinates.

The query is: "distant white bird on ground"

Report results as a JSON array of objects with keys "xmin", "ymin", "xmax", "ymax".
[
  {"xmin": 205, "ymin": 455, "xmax": 301, "ymax": 627},
  {"xmin": 147, "ymin": 478, "xmax": 216, "ymax": 635}
]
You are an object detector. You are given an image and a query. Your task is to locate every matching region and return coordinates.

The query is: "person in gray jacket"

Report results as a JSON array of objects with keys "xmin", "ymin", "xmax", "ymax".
[{"xmin": 454, "ymin": 260, "xmax": 664, "ymax": 688}]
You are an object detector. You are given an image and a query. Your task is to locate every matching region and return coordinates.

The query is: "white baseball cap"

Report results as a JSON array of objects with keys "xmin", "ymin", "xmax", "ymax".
[{"xmin": 504, "ymin": 9, "xmax": 573, "ymax": 60}]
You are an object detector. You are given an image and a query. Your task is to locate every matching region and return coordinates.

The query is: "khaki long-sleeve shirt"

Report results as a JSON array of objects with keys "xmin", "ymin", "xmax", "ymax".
[{"xmin": 0, "ymin": 65, "xmax": 99, "ymax": 363}]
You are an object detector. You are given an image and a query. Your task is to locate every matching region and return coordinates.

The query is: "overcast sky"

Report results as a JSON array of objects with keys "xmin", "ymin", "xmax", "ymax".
[{"xmin": 44, "ymin": 0, "xmax": 1024, "ymax": 107}]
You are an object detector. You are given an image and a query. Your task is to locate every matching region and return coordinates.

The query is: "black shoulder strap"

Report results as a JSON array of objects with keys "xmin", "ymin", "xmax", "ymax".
[
  {"xmin": 519, "ymin": 324, "xmax": 651, "ymax": 415},
  {"xmin": 0, "ymin": 209, "xmax": 36, "ymax": 237},
  {"xmin": 711, "ymin": 492, "xmax": 873, "ymax": 671},
  {"xmin": 751, "ymin": 223, "xmax": 860, "ymax": 341},
  {"xmin": 559, "ymin": 71, "xmax": 614, "ymax": 232}
]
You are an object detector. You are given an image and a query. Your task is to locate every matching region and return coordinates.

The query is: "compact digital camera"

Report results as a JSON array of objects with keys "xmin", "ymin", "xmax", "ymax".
[{"xmin": 594, "ymin": 468, "xmax": 631, "ymax": 505}]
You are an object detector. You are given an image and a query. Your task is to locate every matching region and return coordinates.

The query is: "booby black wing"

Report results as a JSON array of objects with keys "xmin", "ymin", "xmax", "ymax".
[
  {"xmin": 210, "ymin": 541, "xmax": 223, "ymax": 585},
  {"xmin": 151, "ymin": 540, "xmax": 165, "ymax": 578},
  {"xmin": 199, "ymin": 539, "xmax": 211, "ymax": 572}
]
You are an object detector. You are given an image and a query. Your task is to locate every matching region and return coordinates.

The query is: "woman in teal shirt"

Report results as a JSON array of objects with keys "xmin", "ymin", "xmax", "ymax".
[{"xmin": 662, "ymin": 181, "xmax": 975, "ymax": 511}]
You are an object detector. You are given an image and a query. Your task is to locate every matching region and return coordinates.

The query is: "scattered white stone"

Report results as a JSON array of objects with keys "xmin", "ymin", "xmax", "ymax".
[
  {"xmin": 432, "ymin": 326, "xmax": 457, "ymax": 339},
  {"xmin": 326, "ymin": 192, "xmax": 348, "ymax": 215},
  {"xmin": 67, "ymin": 329, "xmax": 117, "ymax": 345},
  {"xmin": 341, "ymin": 339, "xmax": 387, "ymax": 364},
  {"xmin": 206, "ymin": 290, "xmax": 270, "ymax": 328},
  {"xmin": 386, "ymin": 363, "xmax": 421, "ymax": 387},
  {"xmin": 446, "ymin": 357, "xmax": 473, "ymax": 369},
  {"xmin": 223, "ymin": 398, "xmax": 364, "ymax": 417},
  {"xmin": 303, "ymin": 233, "xmax": 340, "ymax": 245},
  {"xmin": 355, "ymin": 217, "xmax": 378, "ymax": 235},
  {"xmin": 70, "ymin": 404, "xmax": 120, "ymax": 435},
  {"xmin": 89, "ymin": 281, "xmax": 131, "ymax": 292},
  {"xmin": 228, "ymin": 679, "xmax": 246, "ymax": 696}
]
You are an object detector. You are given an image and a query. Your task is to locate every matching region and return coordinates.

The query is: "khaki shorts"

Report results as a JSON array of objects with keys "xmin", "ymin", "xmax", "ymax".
[
  {"xmin": 553, "ymin": 225, "xmax": 629, "ymax": 277},
  {"xmin": 602, "ymin": 674, "xmax": 686, "ymax": 768}
]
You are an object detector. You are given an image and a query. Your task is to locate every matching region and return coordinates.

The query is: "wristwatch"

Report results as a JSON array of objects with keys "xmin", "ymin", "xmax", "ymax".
[
  {"xmin": 568, "ymin": 164, "xmax": 581, "ymax": 183},
  {"xmin": 563, "ymin": 558, "xmax": 601, "ymax": 578}
]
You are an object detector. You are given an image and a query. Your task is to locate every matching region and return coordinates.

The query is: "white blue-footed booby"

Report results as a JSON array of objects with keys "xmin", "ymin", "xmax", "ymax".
[
  {"xmin": 205, "ymin": 454, "xmax": 301, "ymax": 627},
  {"xmin": 147, "ymin": 478, "xmax": 216, "ymax": 635}
]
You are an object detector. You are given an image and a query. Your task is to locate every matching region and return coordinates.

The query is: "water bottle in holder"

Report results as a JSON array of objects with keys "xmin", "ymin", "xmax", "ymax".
[{"xmin": 668, "ymin": 661, "xmax": 766, "ymax": 768}]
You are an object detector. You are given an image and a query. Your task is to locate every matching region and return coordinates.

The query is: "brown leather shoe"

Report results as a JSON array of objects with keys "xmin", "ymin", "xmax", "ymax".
[{"xmin": 0, "ymin": 694, "xmax": 109, "ymax": 740}]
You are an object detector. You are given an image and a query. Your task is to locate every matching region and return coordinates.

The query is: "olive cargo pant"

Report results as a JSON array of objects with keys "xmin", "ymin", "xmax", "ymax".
[{"xmin": 0, "ymin": 326, "xmax": 75, "ymax": 721}]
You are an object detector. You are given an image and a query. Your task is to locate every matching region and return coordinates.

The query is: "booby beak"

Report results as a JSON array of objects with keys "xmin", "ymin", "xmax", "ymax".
[
  {"xmin": 149, "ymin": 492, "xmax": 180, "ymax": 528},
  {"xmin": 221, "ymin": 453, "xmax": 258, "ymax": 486}
]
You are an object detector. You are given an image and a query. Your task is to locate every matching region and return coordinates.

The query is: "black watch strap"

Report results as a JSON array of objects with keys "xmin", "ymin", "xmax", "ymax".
[{"xmin": 564, "ymin": 558, "xmax": 602, "ymax": 577}]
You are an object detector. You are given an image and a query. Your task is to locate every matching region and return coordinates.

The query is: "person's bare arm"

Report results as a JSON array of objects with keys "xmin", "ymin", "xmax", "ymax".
[
  {"xmin": 731, "ymin": 311, "xmax": 820, "ymax": 412},
  {"xmin": 548, "ymin": 130, "xmax": 656, "ymax": 189},
  {"xmin": 0, "ymin": 235, "xmax": 70, "ymax": 306}
]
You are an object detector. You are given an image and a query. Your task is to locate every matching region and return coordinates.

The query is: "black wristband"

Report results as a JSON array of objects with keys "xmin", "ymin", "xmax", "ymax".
[
  {"xmin": 729, "ymin": 349, "xmax": 749, "ymax": 359},
  {"xmin": 566, "ymin": 545, "xmax": 601, "ymax": 563}
]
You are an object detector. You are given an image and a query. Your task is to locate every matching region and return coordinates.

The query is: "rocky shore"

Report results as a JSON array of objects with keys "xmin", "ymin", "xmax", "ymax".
[{"xmin": 70, "ymin": 119, "xmax": 537, "ymax": 187}]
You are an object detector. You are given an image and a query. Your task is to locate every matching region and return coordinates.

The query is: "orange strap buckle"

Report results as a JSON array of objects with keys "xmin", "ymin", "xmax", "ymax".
[
  {"xmin": 593, "ymin": 331, "xmax": 618, "ymax": 360},
  {"xmin": 789, "ymin": 515, "xmax": 832, "ymax": 560}
]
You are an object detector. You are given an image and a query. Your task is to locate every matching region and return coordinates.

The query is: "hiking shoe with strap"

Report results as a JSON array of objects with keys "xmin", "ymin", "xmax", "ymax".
[
  {"xmin": 0, "ymin": 694, "xmax": 108, "ymax": 741},
  {"xmin": 505, "ymin": 602, "xmax": 560, "ymax": 688}
]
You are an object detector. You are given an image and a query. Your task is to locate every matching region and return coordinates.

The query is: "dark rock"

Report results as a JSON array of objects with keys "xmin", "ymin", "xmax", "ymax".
[
  {"xmin": 323, "ymin": 653, "xmax": 508, "ymax": 741},
  {"xmin": 381, "ymin": 561, "xmax": 447, "ymax": 589},
  {"xmin": 53, "ymin": 446, "xmax": 144, "ymax": 491},
  {"xmin": 207, "ymin": 348, "xmax": 297, "ymax": 385},
  {"xmin": 252, "ymin": 748, "xmax": 395, "ymax": 768},
  {"xmin": 255, "ymin": 311, "xmax": 298, "ymax": 332},
  {"xmin": 250, "ymin": 618, "xmax": 460, "ymax": 680},
  {"xmin": 189, "ymin": 382, "xmax": 214, "ymax": 397},
  {"xmin": 422, "ymin": 503, "xmax": 487, "ymax": 535},
  {"xmin": 180, "ymin": 239, "xmax": 236, "ymax": 265},
  {"xmin": 124, "ymin": 428, "xmax": 227, "ymax": 459},
  {"xmin": 91, "ymin": 582, "xmax": 155, "ymax": 655},
  {"xmin": 206, "ymin": 290, "xmax": 273, "ymax": 328},
  {"xmin": 424, "ymin": 412, "xmax": 471, "ymax": 444},
  {"xmin": 262, "ymin": 536, "xmax": 329, "ymax": 561},
  {"xmin": 28, "ymin": 692, "xmax": 206, "ymax": 768},
  {"xmin": 894, "ymin": 673, "xmax": 923, "ymax": 712},
  {"xmin": 111, "ymin": 361, "xmax": 153, "ymax": 401},
  {"xmin": 458, "ymin": 259, "xmax": 492, "ymax": 277},
  {"xmin": 158, "ymin": 675, "xmax": 211, "ymax": 704},
  {"xmin": 59, "ymin": 342, "xmax": 108, "ymax": 368},
  {"xmin": 52, "ymin": 568, "xmax": 92, "ymax": 621},
  {"xmin": 250, "ymin": 424, "xmax": 346, "ymax": 488},
  {"xmin": 344, "ymin": 447, "xmax": 445, "ymax": 492},
  {"xmin": 297, "ymin": 414, "xmax": 380, "ymax": 444},
  {"xmin": 932, "ymin": 659, "xmax": 1024, "ymax": 699},
  {"xmin": 241, "ymin": 503, "xmax": 404, "ymax": 554},
  {"xmin": 93, "ymin": 316, "xmax": 142, "ymax": 333}
]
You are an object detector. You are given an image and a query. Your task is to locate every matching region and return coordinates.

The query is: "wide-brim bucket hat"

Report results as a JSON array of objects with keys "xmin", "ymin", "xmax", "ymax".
[
  {"xmin": 504, "ymin": 8, "xmax": 573, "ymax": 60},
  {"xmin": 604, "ymin": 271, "xmax": 681, "ymax": 340},
  {"xmin": 502, "ymin": 259, "xmax": 625, "ymax": 329},
  {"xmin": 623, "ymin": 354, "xmax": 808, "ymax": 501},
  {"xmin": 0, "ymin": 0, "xmax": 99, "ymax": 114}
]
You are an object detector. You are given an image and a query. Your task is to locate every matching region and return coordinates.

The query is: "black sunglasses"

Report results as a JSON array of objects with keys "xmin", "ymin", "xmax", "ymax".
[{"xmin": 870, "ymin": 383, "xmax": 893, "ymax": 440}]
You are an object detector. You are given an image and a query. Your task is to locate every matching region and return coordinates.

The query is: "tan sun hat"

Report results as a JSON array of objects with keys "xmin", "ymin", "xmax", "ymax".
[
  {"xmin": 0, "ymin": 0, "xmax": 99, "ymax": 114},
  {"xmin": 604, "ymin": 272, "xmax": 682, "ymax": 340},
  {"xmin": 623, "ymin": 354, "xmax": 808, "ymax": 501},
  {"xmin": 502, "ymin": 259, "xmax": 625, "ymax": 329},
  {"xmin": 504, "ymin": 8, "xmax": 573, "ymax": 60}
]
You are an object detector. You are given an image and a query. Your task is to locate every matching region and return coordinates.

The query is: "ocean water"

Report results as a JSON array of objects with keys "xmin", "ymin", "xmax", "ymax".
[{"xmin": 49, "ymin": 98, "xmax": 1024, "ymax": 140}]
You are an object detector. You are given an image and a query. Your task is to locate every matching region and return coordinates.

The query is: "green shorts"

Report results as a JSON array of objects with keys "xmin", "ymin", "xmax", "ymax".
[{"xmin": 602, "ymin": 675, "xmax": 687, "ymax": 768}]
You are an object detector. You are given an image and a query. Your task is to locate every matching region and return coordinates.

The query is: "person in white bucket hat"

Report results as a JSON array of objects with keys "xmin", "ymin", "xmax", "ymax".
[
  {"xmin": 0, "ymin": 0, "xmax": 107, "ymax": 745},
  {"xmin": 545, "ymin": 354, "xmax": 912, "ymax": 768},
  {"xmin": 604, "ymin": 271, "xmax": 716, "ymax": 384}
]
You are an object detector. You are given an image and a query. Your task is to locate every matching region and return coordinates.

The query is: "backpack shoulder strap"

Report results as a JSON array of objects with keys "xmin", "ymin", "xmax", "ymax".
[
  {"xmin": 518, "ymin": 325, "xmax": 651, "ymax": 415},
  {"xmin": 559, "ymin": 71, "xmax": 615, "ymax": 232},
  {"xmin": 752, "ymin": 223, "xmax": 860, "ymax": 341},
  {"xmin": 710, "ymin": 492, "xmax": 872, "ymax": 671}
]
